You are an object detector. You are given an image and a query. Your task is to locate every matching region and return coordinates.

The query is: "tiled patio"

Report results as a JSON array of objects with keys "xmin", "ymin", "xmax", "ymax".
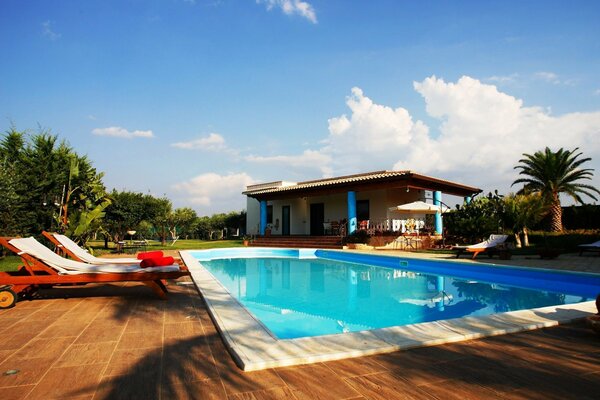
[{"xmin": 0, "ymin": 252, "xmax": 599, "ymax": 399}]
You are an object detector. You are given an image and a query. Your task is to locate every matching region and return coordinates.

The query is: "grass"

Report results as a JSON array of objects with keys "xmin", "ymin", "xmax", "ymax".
[
  {"xmin": 0, "ymin": 239, "xmax": 245, "ymax": 272},
  {"xmin": 0, "ymin": 256, "xmax": 24, "ymax": 272}
]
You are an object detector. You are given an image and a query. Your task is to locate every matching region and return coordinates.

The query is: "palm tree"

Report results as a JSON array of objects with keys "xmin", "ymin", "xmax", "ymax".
[{"xmin": 512, "ymin": 147, "xmax": 600, "ymax": 231}]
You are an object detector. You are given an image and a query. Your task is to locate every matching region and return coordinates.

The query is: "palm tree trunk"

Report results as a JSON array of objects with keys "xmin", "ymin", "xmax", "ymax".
[
  {"xmin": 523, "ymin": 226, "xmax": 530, "ymax": 247},
  {"xmin": 549, "ymin": 194, "xmax": 563, "ymax": 232},
  {"xmin": 514, "ymin": 232, "xmax": 522, "ymax": 248}
]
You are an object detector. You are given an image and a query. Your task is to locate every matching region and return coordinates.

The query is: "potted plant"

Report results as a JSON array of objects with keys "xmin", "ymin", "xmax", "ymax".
[
  {"xmin": 264, "ymin": 224, "xmax": 272, "ymax": 237},
  {"xmin": 242, "ymin": 235, "xmax": 251, "ymax": 246}
]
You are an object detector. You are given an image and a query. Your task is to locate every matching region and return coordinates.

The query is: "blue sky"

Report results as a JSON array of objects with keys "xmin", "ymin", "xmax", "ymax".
[{"xmin": 2, "ymin": 0, "xmax": 600, "ymax": 214}]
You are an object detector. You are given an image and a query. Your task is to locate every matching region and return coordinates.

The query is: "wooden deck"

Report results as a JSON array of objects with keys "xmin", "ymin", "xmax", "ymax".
[{"xmin": 0, "ymin": 253, "xmax": 599, "ymax": 399}]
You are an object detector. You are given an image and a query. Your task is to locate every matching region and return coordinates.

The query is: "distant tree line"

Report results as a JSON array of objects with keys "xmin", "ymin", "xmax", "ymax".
[{"xmin": 0, "ymin": 127, "xmax": 245, "ymax": 247}]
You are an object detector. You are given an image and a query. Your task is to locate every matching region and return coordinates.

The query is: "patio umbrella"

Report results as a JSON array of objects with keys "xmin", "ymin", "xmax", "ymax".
[{"xmin": 388, "ymin": 200, "xmax": 449, "ymax": 214}]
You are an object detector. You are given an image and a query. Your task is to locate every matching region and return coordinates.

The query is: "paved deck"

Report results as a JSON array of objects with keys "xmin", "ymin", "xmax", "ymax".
[{"xmin": 0, "ymin": 252, "xmax": 599, "ymax": 399}]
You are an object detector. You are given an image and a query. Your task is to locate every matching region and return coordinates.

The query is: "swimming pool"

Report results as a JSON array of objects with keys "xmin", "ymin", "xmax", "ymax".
[{"xmin": 181, "ymin": 248, "xmax": 599, "ymax": 371}]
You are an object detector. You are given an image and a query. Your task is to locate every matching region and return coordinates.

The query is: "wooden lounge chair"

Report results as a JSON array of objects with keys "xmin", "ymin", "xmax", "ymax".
[
  {"xmin": 452, "ymin": 234, "xmax": 509, "ymax": 259},
  {"xmin": 578, "ymin": 240, "xmax": 600, "ymax": 256},
  {"xmin": 42, "ymin": 231, "xmax": 141, "ymax": 264},
  {"xmin": 0, "ymin": 237, "xmax": 189, "ymax": 308}
]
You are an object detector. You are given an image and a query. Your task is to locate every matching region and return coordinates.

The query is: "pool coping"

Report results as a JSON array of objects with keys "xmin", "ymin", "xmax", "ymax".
[{"xmin": 180, "ymin": 249, "xmax": 597, "ymax": 372}]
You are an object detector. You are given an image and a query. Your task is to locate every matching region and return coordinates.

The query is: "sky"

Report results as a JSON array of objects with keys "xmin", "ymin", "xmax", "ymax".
[{"xmin": 1, "ymin": 0, "xmax": 600, "ymax": 215}]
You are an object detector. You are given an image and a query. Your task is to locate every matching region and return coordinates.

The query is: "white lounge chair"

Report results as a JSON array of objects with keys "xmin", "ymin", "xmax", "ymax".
[
  {"xmin": 578, "ymin": 240, "xmax": 600, "ymax": 256},
  {"xmin": 0, "ymin": 236, "xmax": 189, "ymax": 307},
  {"xmin": 452, "ymin": 234, "xmax": 509, "ymax": 259},
  {"xmin": 43, "ymin": 231, "xmax": 140, "ymax": 265}
]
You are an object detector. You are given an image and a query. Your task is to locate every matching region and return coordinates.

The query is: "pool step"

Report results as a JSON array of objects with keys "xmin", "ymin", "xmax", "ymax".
[{"xmin": 249, "ymin": 235, "xmax": 343, "ymax": 249}]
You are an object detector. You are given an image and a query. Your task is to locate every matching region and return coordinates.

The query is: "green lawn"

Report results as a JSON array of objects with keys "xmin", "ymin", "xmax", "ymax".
[{"xmin": 0, "ymin": 239, "xmax": 245, "ymax": 272}]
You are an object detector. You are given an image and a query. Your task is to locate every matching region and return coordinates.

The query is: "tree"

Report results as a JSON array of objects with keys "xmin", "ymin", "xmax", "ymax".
[
  {"xmin": 444, "ymin": 191, "xmax": 505, "ymax": 243},
  {"xmin": 502, "ymin": 193, "xmax": 547, "ymax": 247},
  {"xmin": 513, "ymin": 147, "xmax": 600, "ymax": 232},
  {"xmin": 0, "ymin": 127, "xmax": 107, "ymax": 237}
]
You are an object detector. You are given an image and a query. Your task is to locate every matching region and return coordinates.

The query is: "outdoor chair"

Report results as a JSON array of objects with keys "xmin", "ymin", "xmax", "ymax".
[
  {"xmin": 452, "ymin": 234, "xmax": 509, "ymax": 259},
  {"xmin": 42, "ymin": 231, "xmax": 140, "ymax": 264},
  {"xmin": 0, "ymin": 236, "xmax": 189, "ymax": 308},
  {"xmin": 578, "ymin": 240, "xmax": 600, "ymax": 256}
]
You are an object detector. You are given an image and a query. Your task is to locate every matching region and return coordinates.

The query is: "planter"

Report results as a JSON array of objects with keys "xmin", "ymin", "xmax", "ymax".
[
  {"xmin": 264, "ymin": 229, "xmax": 271, "ymax": 237},
  {"xmin": 243, "ymin": 240, "xmax": 249, "ymax": 247}
]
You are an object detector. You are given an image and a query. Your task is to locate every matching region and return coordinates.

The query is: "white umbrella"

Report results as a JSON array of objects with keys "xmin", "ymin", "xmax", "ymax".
[{"xmin": 388, "ymin": 200, "xmax": 448, "ymax": 214}]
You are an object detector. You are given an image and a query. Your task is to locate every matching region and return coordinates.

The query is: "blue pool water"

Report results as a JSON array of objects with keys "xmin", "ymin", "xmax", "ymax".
[{"xmin": 192, "ymin": 249, "xmax": 600, "ymax": 339}]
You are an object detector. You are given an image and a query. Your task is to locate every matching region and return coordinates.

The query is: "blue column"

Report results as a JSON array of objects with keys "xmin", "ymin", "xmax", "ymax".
[
  {"xmin": 435, "ymin": 276, "xmax": 445, "ymax": 312},
  {"xmin": 259, "ymin": 200, "xmax": 267, "ymax": 235},
  {"xmin": 347, "ymin": 191, "xmax": 357, "ymax": 234},
  {"xmin": 433, "ymin": 191, "xmax": 443, "ymax": 235},
  {"xmin": 464, "ymin": 195, "xmax": 472, "ymax": 205}
]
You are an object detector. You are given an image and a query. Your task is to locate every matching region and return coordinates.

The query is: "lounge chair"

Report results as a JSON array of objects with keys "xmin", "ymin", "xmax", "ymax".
[
  {"xmin": 452, "ymin": 234, "xmax": 509, "ymax": 259},
  {"xmin": 42, "ymin": 231, "xmax": 140, "ymax": 264},
  {"xmin": 0, "ymin": 236, "xmax": 189, "ymax": 308},
  {"xmin": 578, "ymin": 240, "xmax": 600, "ymax": 256}
]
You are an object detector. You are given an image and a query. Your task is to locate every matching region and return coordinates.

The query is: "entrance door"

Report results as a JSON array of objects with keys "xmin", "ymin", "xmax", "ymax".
[
  {"xmin": 282, "ymin": 206, "xmax": 290, "ymax": 236},
  {"xmin": 310, "ymin": 203, "xmax": 325, "ymax": 236}
]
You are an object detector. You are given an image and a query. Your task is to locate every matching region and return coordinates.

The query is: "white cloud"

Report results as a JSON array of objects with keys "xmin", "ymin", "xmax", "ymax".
[
  {"xmin": 534, "ymin": 71, "xmax": 560, "ymax": 84},
  {"xmin": 594, "ymin": 89, "xmax": 600, "ymax": 96},
  {"xmin": 246, "ymin": 149, "xmax": 333, "ymax": 176},
  {"xmin": 42, "ymin": 20, "xmax": 61, "ymax": 40},
  {"xmin": 486, "ymin": 73, "xmax": 519, "ymax": 84},
  {"xmin": 92, "ymin": 126, "xmax": 154, "ymax": 139},
  {"xmin": 257, "ymin": 0, "xmax": 317, "ymax": 23},
  {"xmin": 172, "ymin": 172, "xmax": 255, "ymax": 213},
  {"xmin": 246, "ymin": 76, "xmax": 600, "ymax": 198},
  {"xmin": 171, "ymin": 132, "xmax": 231, "ymax": 152}
]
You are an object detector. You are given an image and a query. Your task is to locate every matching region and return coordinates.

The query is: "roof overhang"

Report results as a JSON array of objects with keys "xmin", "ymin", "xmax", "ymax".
[{"xmin": 243, "ymin": 170, "xmax": 482, "ymax": 201}]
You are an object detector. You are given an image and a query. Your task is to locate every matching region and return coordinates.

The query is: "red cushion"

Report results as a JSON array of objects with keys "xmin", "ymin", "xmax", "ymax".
[
  {"xmin": 137, "ymin": 251, "xmax": 164, "ymax": 260},
  {"xmin": 140, "ymin": 256, "xmax": 175, "ymax": 268}
]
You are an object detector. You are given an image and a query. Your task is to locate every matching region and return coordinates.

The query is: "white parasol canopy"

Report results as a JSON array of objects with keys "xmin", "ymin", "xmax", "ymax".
[{"xmin": 388, "ymin": 201, "xmax": 449, "ymax": 214}]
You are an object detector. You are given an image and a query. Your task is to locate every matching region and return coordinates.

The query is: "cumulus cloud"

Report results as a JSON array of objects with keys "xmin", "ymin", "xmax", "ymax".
[
  {"xmin": 257, "ymin": 0, "xmax": 317, "ymax": 23},
  {"xmin": 171, "ymin": 132, "xmax": 232, "ymax": 152},
  {"xmin": 42, "ymin": 20, "xmax": 61, "ymax": 40},
  {"xmin": 172, "ymin": 172, "xmax": 255, "ymax": 213},
  {"xmin": 252, "ymin": 76, "xmax": 600, "ymax": 197},
  {"xmin": 246, "ymin": 149, "xmax": 333, "ymax": 176},
  {"xmin": 92, "ymin": 126, "xmax": 154, "ymax": 139}
]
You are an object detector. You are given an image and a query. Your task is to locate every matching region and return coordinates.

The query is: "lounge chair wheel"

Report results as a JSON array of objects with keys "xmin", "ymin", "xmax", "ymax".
[{"xmin": 0, "ymin": 287, "xmax": 17, "ymax": 309}]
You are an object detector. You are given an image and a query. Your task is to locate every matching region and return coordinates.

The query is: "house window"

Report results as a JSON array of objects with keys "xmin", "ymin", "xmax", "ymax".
[
  {"xmin": 267, "ymin": 205, "xmax": 273, "ymax": 224},
  {"xmin": 357, "ymin": 200, "xmax": 369, "ymax": 221}
]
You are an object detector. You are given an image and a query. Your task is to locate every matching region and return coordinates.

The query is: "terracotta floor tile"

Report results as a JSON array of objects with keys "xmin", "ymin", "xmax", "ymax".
[
  {"xmin": 163, "ymin": 321, "xmax": 202, "ymax": 340},
  {"xmin": 0, "ymin": 350, "xmax": 14, "ymax": 364},
  {"xmin": 25, "ymin": 310, "xmax": 66, "ymax": 322},
  {"xmin": 56, "ymin": 342, "xmax": 117, "ymax": 367},
  {"xmin": 0, "ymin": 384, "xmax": 35, "ymax": 399},
  {"xmin": 94, "ymin": 369, "xmax": 160, "ymax": 400},
  {"xmin": 12, "ymin": 336, "xmax": 75, "ymax": 361},
  {"xmin": 0, "ymin": 357, "xmax": 55, "ymax": 387},
  {"xmin": 161, "ymin": 336, "xmax": 219, "ymax": 384},
  {"xmin": 25, "ymin": 363, "xmax": 105, "ymax": 399},
  {"xmin": 344, "ymin": 372, "xmax": 436, "ymax": 400},
  {"xmin": 276, "ymin": 364, "xmax": 360, "ymax": 400},
  {"xmin": 417, "ymin": 380, "xmax": 506, "ymax": 400},
  {"xmin": 160, "ymin": 377, "xmax": 227, "ymax": 400},
  {"xmin": 37, "ymin": 320, "xmax": 90, "ymax": 339},
  {"xmin": 117, "ymin": 331, "xmax": 163, "ymax": 350},
  {"xmin": 102, "ymin": 347, "xmax": 162, "ymax": 377},
  {"xmin": 75, "ymin": 322, "xmax": 125, "ymax": 344},
  {"xmin": 324, "ymin": 356, "xmax": 388, "ymax": 379},
  {"xmin": 227, "ymin": 386, "xmax": 298, "ymax": 400},
  {"xmin": 124, "ymin": 317, "xmax": 164, "ymax": 334}
]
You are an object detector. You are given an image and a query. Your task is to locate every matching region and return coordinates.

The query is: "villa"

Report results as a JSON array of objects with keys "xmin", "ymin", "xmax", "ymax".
[{"xmin": 243, "ymin": 170, "xmax": 482, "ymax": 238}]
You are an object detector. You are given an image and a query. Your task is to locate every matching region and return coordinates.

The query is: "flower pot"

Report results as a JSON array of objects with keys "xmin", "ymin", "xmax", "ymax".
[{"xmin": 243, "ymin": 240, "xmax": 249, "ymax": 247}]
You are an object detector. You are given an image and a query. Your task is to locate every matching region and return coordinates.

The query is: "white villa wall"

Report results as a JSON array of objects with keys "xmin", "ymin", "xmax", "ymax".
[
  {"xmin": 246, "ymin": 197, "xmax": 261, "ymax": 235},
  {"xmin": 246, "ymin": 188, "xmax": 433, "ymax": 235}
]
